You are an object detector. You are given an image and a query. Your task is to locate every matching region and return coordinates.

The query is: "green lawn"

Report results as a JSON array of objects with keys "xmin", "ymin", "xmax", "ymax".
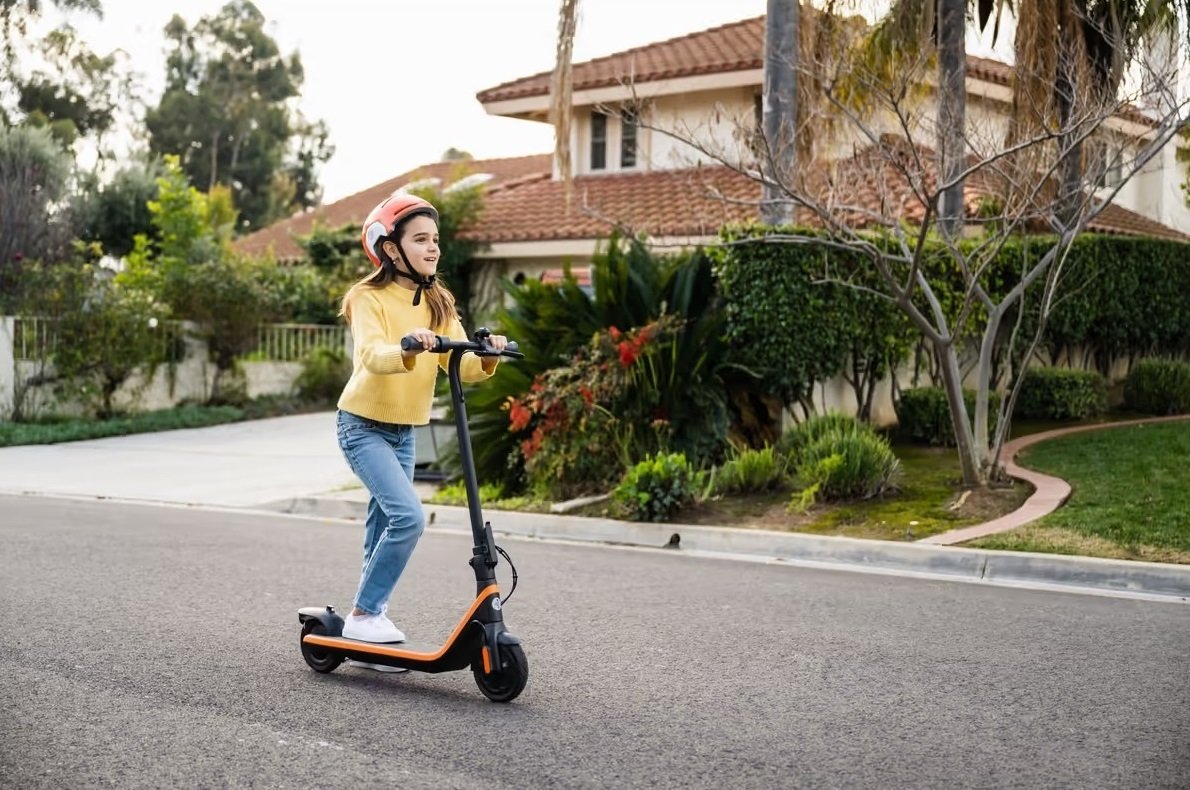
[{"xmin": 966, "ymin": 419, "xmax": 1190, "ymax": 563}]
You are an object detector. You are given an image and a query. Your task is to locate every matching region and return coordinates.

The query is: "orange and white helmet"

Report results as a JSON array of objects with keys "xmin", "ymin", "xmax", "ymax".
[{"xmin": 360, "ymin": 192, "xmax": 439, "ymax": 268}]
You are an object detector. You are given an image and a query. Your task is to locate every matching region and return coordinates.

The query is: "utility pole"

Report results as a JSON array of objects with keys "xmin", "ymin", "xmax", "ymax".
[{"xmin": 761, "ymin": 0, "xmax": 797, "ymax": 226}]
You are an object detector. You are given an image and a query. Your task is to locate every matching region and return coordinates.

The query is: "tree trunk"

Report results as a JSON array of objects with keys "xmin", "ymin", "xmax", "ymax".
[
  {"xmin": 761, "ymin": 0, "xmax": 798, "ymax": 226},
  {"xmin": 973, "ymin": 304, "xmax": 1002, "ymax": 473},
  {"xmin": 936, "ymin": 340, "xmax": 984, "ymax": 486},
  {"xmin": 936, "ymin": 0, "xmax": 967, "ymax": 239},
  {"xmin": 550, "ymin": 0, "xmax": 579, "ymax": 209}
]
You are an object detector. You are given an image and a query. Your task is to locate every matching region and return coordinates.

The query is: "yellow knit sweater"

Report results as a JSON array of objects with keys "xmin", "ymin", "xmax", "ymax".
[{"xmin": 336, "ymin": 283, "xmax": 497, "ymax": 425}]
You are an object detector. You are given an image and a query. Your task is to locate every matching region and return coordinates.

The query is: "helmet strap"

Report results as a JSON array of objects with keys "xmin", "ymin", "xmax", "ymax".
[{"xmin": 389, "ymin": 239, "xmax": 436, "ymax": 307}]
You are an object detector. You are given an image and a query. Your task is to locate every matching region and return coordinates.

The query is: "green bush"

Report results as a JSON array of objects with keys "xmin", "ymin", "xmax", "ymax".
[
  {"xmin": 1123, "ymin": 358, "xmax": 1190, "ymax": 415},
  {"xmin": 715, "ymin": 229, "xmax": 1190, "ymax": 411},
  {"xmin": 792, "ymin": 424, "xmax": 902, "ymax": 508},
  {"xmin": 711, "ymin": 444, "xmax": 787, "ymax": 495},
  {"xmin": 1014, "ymin": 367, "xmax": 1108, "ymax": 420},
  {"xmin": 429, "ymin": 480, "xmax": 506, "ymax": 506},
  {"xmin": 0, "ymin": 405, "xmax": 243, "ymax": 446},
  {"xmin": 895, "ymin": 387, "xmax": 1001, "ymax": 446},
  {"xmin": 776, "ymin": 411, "xmax": 863, "ymax": 461},
  {"xmin": 295, "ymin": 346, "xmax": 351, "ymax": 405},
  {"xmin": 612, "ymin": 452, "xmax": 702, "ymax": 522}
]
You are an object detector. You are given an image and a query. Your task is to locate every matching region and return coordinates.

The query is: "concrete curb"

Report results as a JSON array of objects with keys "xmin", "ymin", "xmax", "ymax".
[{"xmin": 265, "ymin": 495, "xmax": 1190, "ymax": 602}]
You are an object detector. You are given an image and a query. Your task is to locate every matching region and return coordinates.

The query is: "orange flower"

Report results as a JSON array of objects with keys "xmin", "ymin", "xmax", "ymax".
[
  {"xmin": 508, "ymin": 399, "xmax": 532, "ymax": 432},
  {"xmin": 618, "ymin": 341, "xmax": 637, "ymax": 367}
]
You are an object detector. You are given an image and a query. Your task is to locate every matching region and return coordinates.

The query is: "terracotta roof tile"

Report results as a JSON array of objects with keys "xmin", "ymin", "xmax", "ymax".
[
  {"xmin": 458, "ymin": 167, "xmax": 759, "ymax": 243},
  {"xmin": 476, "ymin": 17, "xmax": 1024, "ymax": 105},
  {"xmin": 460, "ymin": 141, "xmax": 1187, "ymax": 244},
  {"xmin": 232, "ymin": 154, "xmax": 552, "ymax": 260},
  {"xmin": 477, "ymin": 16, "xmax": 767, "ymax": 104},
  {"xmin": 475, "ymin": 16, "xmax": 1158, "ymax": 129}
]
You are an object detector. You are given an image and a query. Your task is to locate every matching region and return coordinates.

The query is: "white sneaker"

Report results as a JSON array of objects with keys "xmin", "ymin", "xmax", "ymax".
[
  {"xmin": 342, "ymin": 612, "xmax": 406, "ymax": 643},
  {"xmin": 345, "ymin": 659, "xmax": 409, "ymax": 673}
]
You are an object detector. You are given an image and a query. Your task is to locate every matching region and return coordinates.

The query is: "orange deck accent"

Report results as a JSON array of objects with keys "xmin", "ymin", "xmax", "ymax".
[{"xmin": 303, "ymin": 585, "xmax": 499, "ymax": 661}]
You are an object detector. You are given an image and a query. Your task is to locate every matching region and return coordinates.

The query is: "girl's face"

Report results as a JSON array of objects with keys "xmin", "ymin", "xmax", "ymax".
[{"xmin": 385, "ymin": 214, "xmax": 439, "ymax": 278}]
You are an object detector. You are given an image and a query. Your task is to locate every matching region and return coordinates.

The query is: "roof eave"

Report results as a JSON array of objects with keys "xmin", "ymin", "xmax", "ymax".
[{"xmin": 480, "ymin": 67, "xmax": 765, "ymax": 119}]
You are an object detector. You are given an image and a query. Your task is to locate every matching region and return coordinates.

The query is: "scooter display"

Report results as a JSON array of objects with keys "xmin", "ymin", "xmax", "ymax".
[{"xmin": 297, "ymin": 328, "xmax": 528, "ymax": 702}]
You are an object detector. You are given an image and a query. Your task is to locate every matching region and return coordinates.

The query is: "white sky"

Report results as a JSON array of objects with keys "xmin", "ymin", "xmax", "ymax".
[{"xmin": 41, "ymin": 0, "xmax": 1013, "ymax": 204}]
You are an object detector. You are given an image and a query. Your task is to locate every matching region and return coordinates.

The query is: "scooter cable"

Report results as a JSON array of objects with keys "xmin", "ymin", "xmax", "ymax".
[{"xmin": 496, "ymin": 544, "xmax": 518, "ymax": 604}]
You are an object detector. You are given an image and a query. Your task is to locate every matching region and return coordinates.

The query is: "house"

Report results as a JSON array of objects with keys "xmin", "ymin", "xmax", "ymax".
[{"xmin": 236, "ymin": 14, "xmax": 1189, "ymax": 290}]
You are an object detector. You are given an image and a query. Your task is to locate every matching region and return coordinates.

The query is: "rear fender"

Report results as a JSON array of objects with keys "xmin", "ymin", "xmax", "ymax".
[{"xmin": 298, "ymin": 606, "xmax": 344, "ymax": 637}]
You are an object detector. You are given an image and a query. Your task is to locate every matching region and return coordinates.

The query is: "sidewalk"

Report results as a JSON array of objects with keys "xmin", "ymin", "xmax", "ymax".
[{"xmin": 1, "ymin": 411, "xmax": 1187, "ymax": 602}]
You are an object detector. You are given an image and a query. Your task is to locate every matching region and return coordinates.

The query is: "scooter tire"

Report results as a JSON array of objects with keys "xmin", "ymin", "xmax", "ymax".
[
  {"xmin": 474, "ymin": 643, "xmax": 529, "ymax": 702},
  {"xmin": 301, "ymin": 621, "xmax": 344, "ymax": 674}
]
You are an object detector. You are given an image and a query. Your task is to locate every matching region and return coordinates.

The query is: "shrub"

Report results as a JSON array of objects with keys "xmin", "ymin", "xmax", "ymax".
[
  {"xmin": 1014, "ymin": 367, "xmax": 1108, "ymax": 420},
  {"xmin": 710, "ymin": 444, "xmax": 787, "ymax": 495},
  {"xmin": 895, "ymin": 387, "xmax": 1001, "ymax": 446},
  {"xmin": 775, "ymin": 411, "xmax": 863, "ymax": 462},
  {"xmin": 295, "ymin": 346, "xmax": 351, "ymax": 405},
  {"xmin": 429, "ymin": 480, "xmax": 505, "ymax": 506},
  {"xmin": 792, "ymin": 425, "xmax": 902, "ymax": 509},
  {"xmin": 612, "ymin": 452, "xmax": 702, "ymax": 522},
  {"xmin": 1123, "ymin": 358, "xmax": 1190, "ymax": 415}
]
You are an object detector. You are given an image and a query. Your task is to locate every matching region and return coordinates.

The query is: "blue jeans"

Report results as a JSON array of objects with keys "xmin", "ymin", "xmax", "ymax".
[{"xmin": 336, "ymin": 409, "xmax": 425, "ymax": 616}]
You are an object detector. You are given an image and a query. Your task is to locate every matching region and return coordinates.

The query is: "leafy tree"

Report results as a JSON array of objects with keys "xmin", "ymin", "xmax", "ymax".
[
  {"xmin": 0, "ymin": 0, "xmax": 101, "ymax": 73},
  {"xmin": 117, "ymin": 155, "xmax": 282, "ymax": 402},
  {"xmin": 72, "ymin": 157, "xmax": 164, "ymax": 258},
  {"xmin": 15, "ymin": 242, "xmax": 171, "ymax": 419},
  {"xmin": 12, "ymin": 26, "xmax": 133, "ymax": 154},
  {"xmin": 0, "ymin": 124, "xmax": 72, "ymax": 306},
  {"xmin": 50, "ymin": 253, "xmax": 172, "ymax": 419},
  {"xmin": 145, "ymin": 0, "xmax": 332, "ymax": 232}
]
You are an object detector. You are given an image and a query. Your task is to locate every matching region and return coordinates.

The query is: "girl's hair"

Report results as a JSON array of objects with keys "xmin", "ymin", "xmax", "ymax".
[{"xmin": 339, "ymin": 216, "xmax": 458, "ymax": 332}]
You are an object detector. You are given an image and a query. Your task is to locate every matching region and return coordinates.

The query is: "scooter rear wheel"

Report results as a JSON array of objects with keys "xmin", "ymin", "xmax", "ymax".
[
  {"xmin": 301, "ymin": 621, "xmax": 344, "ymax": 674},
  {"xmin": 474, "ymin": 643, "xmax": 528, "ymax": 702}
]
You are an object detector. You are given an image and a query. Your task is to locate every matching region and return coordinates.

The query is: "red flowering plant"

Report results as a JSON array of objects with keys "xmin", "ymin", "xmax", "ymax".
[{"xmin": 503, "ymin": 315, "xmax": 684, "ymax": 500}]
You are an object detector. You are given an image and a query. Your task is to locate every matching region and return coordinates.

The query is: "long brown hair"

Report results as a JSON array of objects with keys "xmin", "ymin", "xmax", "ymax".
[{"xmin": 340, "ymin": 221, "xmax": 458, "ymax": 332}]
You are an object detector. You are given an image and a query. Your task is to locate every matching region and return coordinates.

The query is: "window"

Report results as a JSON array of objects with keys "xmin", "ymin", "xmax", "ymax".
[
  {"xmin": 620, "ymin": 108, "xmax": 638, "ymax": 168},
  {"xmin": 1094, "ymin": 143, "xmax": 1125, "ymax": 189},
  {"xmin": 590, "ymin": 111, "xmax": 607, "ymax": 171}
]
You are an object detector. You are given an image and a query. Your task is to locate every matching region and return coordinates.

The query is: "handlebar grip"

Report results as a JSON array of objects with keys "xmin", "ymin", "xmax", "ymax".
[
  {"xmin": 400, "ymin": 334, "xmax": 444, "ymax": 352},
  {"xmin": 506, "ymin": 341, "xmax": 519, "ymax": 354}
]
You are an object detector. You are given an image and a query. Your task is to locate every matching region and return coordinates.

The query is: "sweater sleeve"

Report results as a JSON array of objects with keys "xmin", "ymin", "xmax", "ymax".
[
  {"xmin": 441, "ymin": 316, "xmax": 498, "ymax": 382},
  {"xmin": 350, "ymin": 290, "xmax": 414, "ymax": 375}
]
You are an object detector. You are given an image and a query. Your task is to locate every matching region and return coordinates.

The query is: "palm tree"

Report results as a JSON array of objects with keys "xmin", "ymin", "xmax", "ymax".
[
  {"xmin": 859, "ymin": 0, "xmax": 1188, "ymax": 229},
  {"xmin": 762, "ymin": 0, "xmax": 800, "ymax": 226},
  {"xmin": 549, "ymin": 0, "xmax": 579, "ymax": 209},
  {"xmin": 1008, "ymin": 0, "xmax": 1188, "ymax": 224}
]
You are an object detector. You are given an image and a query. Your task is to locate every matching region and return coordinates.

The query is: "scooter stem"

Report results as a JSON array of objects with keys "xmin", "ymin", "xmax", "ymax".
[{"xmin": 446, "ymin": 348, "xmax": 500, "ymax": 592}]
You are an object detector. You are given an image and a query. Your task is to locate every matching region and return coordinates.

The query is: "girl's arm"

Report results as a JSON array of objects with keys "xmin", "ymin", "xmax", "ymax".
[
  {"xmin": 442, "ymin": 316, "xmax": 499, "ymax": 382},
  {"xmin": 351, "ymin": 291, "xmax": 415, "ymax": 375}
]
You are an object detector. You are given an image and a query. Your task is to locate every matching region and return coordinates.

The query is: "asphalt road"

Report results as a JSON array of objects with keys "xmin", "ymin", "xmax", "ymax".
[{"xmin": 2, "ymin": 495, "xmax": 1188, "ymax": 789}]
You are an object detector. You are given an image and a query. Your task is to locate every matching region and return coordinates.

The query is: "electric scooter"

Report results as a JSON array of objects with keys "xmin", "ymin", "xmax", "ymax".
[{"xmin": 297, "ymin": 328, "xmax": 529, "ymax": 703}]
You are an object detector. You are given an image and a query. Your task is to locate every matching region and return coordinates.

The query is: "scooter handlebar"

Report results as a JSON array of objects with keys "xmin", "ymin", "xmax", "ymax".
[{"xmin": 400, "ymin": 334, "xmax": 523, "ymax": 359}]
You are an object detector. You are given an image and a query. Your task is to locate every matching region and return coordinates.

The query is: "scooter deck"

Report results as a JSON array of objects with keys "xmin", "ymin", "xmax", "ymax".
[
  {"xmin": 303, "ymin": 632, "xmax": 485, "ymax": 673},
  {"xmin": 303, "ymin": 635, "xmax": 443, "ymax": 661}
]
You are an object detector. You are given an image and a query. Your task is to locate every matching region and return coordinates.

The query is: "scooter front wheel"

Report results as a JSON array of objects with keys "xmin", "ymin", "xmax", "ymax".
[
  {"xmin": 474, "ymin": 643, "xmax": 528, "ymax": 702},
  {"xmin": 301, "ymin": 621, "xmax": 344, "ymax": 674}
]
